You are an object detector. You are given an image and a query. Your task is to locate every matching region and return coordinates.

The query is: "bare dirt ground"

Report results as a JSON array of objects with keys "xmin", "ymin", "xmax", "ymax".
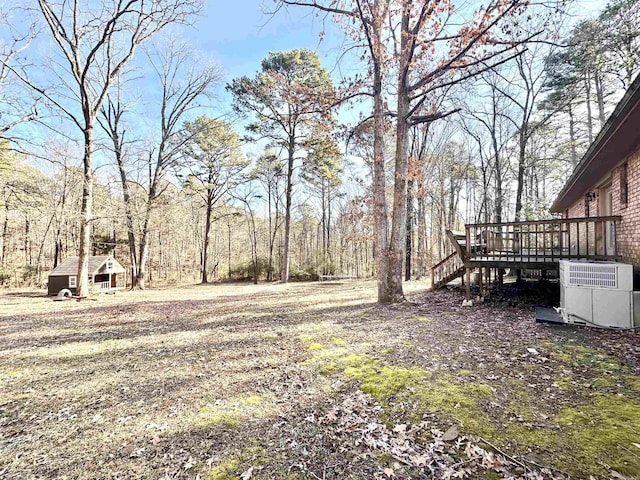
[{"xmin": 1, "ymin": 281, "xmax": 640, "ymax": 480}]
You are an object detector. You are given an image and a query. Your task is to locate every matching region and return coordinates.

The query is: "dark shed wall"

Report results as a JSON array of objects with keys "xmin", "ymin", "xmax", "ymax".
[{"xmin": 47, "ymin": 276, "xmax": 77, "ymax": 296}]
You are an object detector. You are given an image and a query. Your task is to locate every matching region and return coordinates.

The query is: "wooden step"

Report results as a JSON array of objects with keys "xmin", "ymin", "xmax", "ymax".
[{"xmin": 433, "ymin": 266, "xmax": 465, "ymax": 289}]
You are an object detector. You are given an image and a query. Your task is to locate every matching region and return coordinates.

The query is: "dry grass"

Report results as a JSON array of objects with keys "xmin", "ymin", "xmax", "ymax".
[
  {"xmin": 0, "ymin": 281, "xmax": 421, "ymax": 479},
  {"xmin": 1, "ymin": 281, "xmax": 639, "ymax": 479}
]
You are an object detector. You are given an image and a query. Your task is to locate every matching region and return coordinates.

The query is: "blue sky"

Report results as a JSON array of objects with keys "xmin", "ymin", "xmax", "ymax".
[
  {"xmin": 184, "ymin": 1, "xmax": 344, "ymax": 86},
  {"xmin": 9, "ymin": 0, "xmax": 609, "ymax": 177}
]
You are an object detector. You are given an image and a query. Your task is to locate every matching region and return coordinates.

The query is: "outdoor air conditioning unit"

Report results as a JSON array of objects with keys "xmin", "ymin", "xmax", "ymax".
[{"xmin": 559, "ymin": 260, "xmax": 640, "ymax": 329}]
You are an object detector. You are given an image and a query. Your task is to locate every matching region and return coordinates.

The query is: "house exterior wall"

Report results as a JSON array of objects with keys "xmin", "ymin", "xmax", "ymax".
[
  {"xmin": 612, "ymin": 145, "xmax": 640, "ymax": 266},
  {"xmin": 564, "ymin": 144, "xmax": 640, "ymax": 266},
  {"xmin": 566, "ymin": 191, "xmax": 600, "ymax": 256}
]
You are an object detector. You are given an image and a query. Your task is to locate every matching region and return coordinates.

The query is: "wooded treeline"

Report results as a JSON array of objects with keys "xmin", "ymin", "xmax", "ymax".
[{"xmin": 0, "ymin": 0, "xmax": 638, "ymax": 300}]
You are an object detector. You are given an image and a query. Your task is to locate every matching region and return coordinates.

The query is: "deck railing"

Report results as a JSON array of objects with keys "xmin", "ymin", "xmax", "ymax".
[
  {"xmin": 93, "ymin": 281, "xmax": 111, "ymax": 290},
  {"xmin": 431, "ymin": 250, "xmax": 464, "ymax": 288},
  {"xmin": 464, "ymin": 216, "xmax": 622, "ymax": 263}
]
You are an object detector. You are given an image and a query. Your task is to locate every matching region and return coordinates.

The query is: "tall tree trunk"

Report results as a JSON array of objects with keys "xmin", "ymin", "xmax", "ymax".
[
  {"xmin": 594, "ymin": 71, "xmax": 606, "ymax": 127},
  {"xmin": 101, "ymin": 97, "xmax": 138, "ymax": 285},
  {"xmin": 137, "ymin": 181, "xmax": 156, "ymax": 290},
  {"xmin": 202, "ymin": 192, "xmax": 213, "ymax": 284},
  {"xmin": 321, "ymin": 182, "xmax": 327, "ymax": 274},
  {"xmin": 372, "ymin": 59, "xmax": 390, "ymax": 302},
  {"xmin": 247, "ymin": 208, "xmax": 259, "ymax": 285},
  {"xmin": 327, "ymin": 183, "xmax": 331, "ymax": 271},
  {"xmin": 514, "ymin": 128, "xmax": 527, "ymax": 221},
  {"xmin": 114, "ymin": 140, "xmax": 139, "ymax": 288},
  {"xmin": 227, "ymin": 218, "xmax": 232, "ymax": 280},
  {"xmin": 267, "ymin": 182, "xmax": 273, "ymax": 281},
  {"xmin": 53, "ymin": 237, "xmax": 60, "ymax": 268},
  {"xmin": 77, "ymin": 127, "xmax": 94, "ymax": 298},
  {"xmin": 416, "ymin": 191, "xmax": 426, "ymax": 278},
  {"xmin": 584, "ymin": 72, "xmax": 594, "ymax": 144},
  {"xmin": 281, "ymin": 136, "xmax": 295, "ymax": 283},
  {"xmin": 568, "ymin": 103, "xmax": 578, "ymax": 167},
  {"xmin": 24, "ymin": 216, "xmax": 30, "ymax": 265},
  {"xmin": 405, "ymin": 179, "xmax": 413, "ymax": 281},
  {"xmin": 386, "ymin": 7, "xmax": 411, "ymax": 302},
  {"xmin": 1, "ymin": 198, "xmax": 8, "ymax": 269}
]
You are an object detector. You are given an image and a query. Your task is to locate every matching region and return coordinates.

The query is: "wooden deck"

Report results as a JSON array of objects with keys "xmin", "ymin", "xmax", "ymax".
[{"xmin": 432, "ymin": 216, "xmax": 622, "ymax": 292}]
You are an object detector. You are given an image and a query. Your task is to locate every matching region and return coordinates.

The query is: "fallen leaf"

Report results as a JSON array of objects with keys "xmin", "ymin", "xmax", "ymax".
[
  {"xmin": 442, "ymin": 425, "xmax": 459, "ymax": 442},
  {"xmin": 383, "ymin": 467, "xmax": 395, "ymax": 478},
  {"xmin": 240, "ymin": 466, "xmax": 254, "ymax": 480},
  {"xmin": 392, "ymin": 424, "xmax": 407, "ymax": 433}
]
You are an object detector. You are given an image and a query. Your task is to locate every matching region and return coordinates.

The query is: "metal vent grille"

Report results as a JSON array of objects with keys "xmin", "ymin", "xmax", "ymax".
[{"xmin": 568, "ymin": 263, "xmax": 617, "ymax": 288}]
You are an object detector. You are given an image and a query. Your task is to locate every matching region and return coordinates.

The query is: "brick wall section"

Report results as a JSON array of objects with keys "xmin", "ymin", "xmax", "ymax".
[
  {"xmin": 612, "ymin": 146, "xmax": 640, "ymax": 265},
  {"xmin": 565, "ymin": 144, "xmax": 640, "ymax": 265}
]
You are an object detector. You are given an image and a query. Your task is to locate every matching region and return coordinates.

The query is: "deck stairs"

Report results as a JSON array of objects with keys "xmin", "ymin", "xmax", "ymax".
[
  {"xmin": 431, "ymin": 216, "xmax": 624, "ymax": 293},
  {"xmin": 431, "ymin": 230, "xmax": 466, "ymax": 289}
]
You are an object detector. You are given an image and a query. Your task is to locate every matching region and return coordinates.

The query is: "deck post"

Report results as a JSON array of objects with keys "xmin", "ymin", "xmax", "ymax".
[
  {"xmin": 465, "ymin": 267, "xmax": 471, "ymax": 301},
  {"xmin": 479, "ymin": 268, "xmax": 484, "ymax": 297}
]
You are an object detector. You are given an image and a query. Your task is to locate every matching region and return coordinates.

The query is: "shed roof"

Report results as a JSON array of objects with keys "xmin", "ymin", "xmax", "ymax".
[
  {"xmin": 48, "ymin": 255, "xmax": 125, "ymax": 277},
  {"xmin": 550, "ymin": 73, "xmax": 640, "ymax": 213}
]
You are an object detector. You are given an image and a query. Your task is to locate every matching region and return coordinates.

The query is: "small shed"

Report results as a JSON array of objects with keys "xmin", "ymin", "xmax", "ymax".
[{"xmin": 48, "ymin": 255, "xmax": 126, "ymax": 296}]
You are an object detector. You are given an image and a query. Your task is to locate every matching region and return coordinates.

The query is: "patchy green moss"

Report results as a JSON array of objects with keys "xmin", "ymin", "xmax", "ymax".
[
  {"xmin": 207, "ymin": 458, "xmax": 241, "ymax": 480},
  {"xmin": 467, "ymin": 383, "xmax": 493, "ymax": 397},
  {"xmin": 199, "ymin": 396, "xmax": 271, "ymax": 428},
  {"xmin": 377, "ymin": 451, "xmax": 392, "ymax": 463},
  {"xmin": 206, "ymin": 448, "xmax": 271, "ymax": 480},
  {"xmin": 625, "ymin": 375, "xmax": 640, "ymax": 393},
  {"xmin": 556, "ymin": 395, "xmax": 640, "ymax": 476},
  {"xmin": 199, "ymin": 407, "xmax": 242, "ymax": 428},
  {"xmin": 413, "ymin": 377, "xmax": 497, "ymax": 437},
  {"xmin": 414, "ymin": 316, "xmax": 432, "ymax": 323},
  {"xmin": 344, "ymin": 362, "xmax": 431, "ymax": 399},
  {"xmin": 306, "ymin": 339, "xmax": 496, "ymax": 438},
  {"xmin": 590, "ymin": 377, "xmax": 616, "ymax": 391},
  {"xmin": 458, "ymin": 369, "xmax": 473, "ymax": 376},
  {"xmin": 340, "ymin": 353, "xmax": 371, "ymax": 367},
  {"xmin": 242, "ymin": 396, "xmax": 265, "ymax": 406},
  {"xmin": 331, "ymin": 336, "xmax": 348, "ymax": 346},
  {"xmin": 504, "ymin": 423, "xmax": 553, "ymax": 452},
  {"xmin": 549, "ymin": 351, "xmax": 572, "ymax": 363},
  {"xmin": 318, "ymin": 361, "xmax": 337, "ymax": 374},
  {"xmin": 307, "ymin": 342, "xmax": 324, "ymax": 351},
  {"xmin": 552, "ymin": 376, "xmax": 573, "ymax": 392}
]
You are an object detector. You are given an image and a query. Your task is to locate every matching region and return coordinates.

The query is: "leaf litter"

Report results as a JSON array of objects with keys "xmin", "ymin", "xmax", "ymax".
[{"xmin": 0, "ymin": 281, "xmax": 639, "ymax": 479}]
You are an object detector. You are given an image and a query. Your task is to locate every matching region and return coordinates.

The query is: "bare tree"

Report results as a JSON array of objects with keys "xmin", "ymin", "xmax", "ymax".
[
  {"xmin": 135, "ymin": 38, "xmax": 219, "ymax": 289},
  {"xmin": 0, "ymin": 5, "xmax": 38, "ymax": 138},
  {"xmin": 4, "ymin": 0, "xmax": 202, "ymax": 297},
  {"xmin": 98, "ymin": 81, "xmax": 141, "ymax": 287},
  {"xmin": 279, "ymin": 0, "xmax": 554, "ymax": 302},
  {"xmin": 180, "ymin": 116, "xmax": 246, "ymax": 284},
  {"xmin": 251, "ymin": 151, "xmax": 285, "ymax": 281}
]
